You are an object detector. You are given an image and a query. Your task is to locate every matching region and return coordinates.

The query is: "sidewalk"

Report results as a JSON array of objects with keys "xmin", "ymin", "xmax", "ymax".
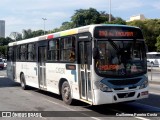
[
  {"xmin": 148, "ymin": 67, "xmax": 160, "ymax": 85},
  {"xmin": 149, "ymin": 81, "xmax": 160, "ymax": 85}
]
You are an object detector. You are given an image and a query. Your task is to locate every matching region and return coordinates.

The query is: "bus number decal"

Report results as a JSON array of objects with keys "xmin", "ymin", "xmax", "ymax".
[{"xmin": 55, "ymin": 67, "xmax": 65, "ymax": 74}]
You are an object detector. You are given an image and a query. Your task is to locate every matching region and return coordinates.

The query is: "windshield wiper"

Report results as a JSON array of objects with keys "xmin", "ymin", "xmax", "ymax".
[{"xmin": 108, "ymin": 38, "xmax": 120, "ymax": 52}]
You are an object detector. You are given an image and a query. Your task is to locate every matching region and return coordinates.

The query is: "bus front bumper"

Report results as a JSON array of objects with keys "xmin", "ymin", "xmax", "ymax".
[{"xmin": 93, "ymin": 87, "xmax": 149, "ymax": 105}]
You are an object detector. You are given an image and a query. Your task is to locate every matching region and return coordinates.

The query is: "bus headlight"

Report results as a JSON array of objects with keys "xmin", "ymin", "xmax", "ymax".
[
  {"xmin": 99, "ymin": 82, "xmax": 112, "ymax": 92},
  {"xmin": 139, "ymin": 80, "xmax": 148, "ymax": 89}
]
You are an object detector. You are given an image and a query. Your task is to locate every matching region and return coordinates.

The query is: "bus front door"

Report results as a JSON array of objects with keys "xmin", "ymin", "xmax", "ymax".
[
  {"xmin": 79, "ymin": 41, "xmax": 92, "ymax": 101},
  {"xmin": 38, "ymin": 46, "xmax": 47, "ymax": 89}
]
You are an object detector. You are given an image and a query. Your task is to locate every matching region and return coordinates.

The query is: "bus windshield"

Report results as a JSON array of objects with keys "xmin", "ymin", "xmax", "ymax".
[{"xmin": 95, "ymin": 40, "xmax": 147, "ymax": 77}]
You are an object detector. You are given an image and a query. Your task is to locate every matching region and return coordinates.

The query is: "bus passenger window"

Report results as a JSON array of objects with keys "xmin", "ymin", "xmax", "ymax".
[
  {"xmin": 60, "ymin": 36, "xmax": 75, "ymax": 62},
  {"xmin": 20, "ymin": 45, "xmax": 27, "ymax": 61},
  {"xmin": 69, "ymin": 49, "xmax": 75, "ymax": 61},
  {"xmin": 48, "ymin": 39, "xmax": 59, "ymax": 61}
]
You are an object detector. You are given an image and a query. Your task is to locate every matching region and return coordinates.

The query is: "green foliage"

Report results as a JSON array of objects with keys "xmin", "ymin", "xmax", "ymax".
[
  {"xmin": 0, "ymin": 37, "xmax": 13, "ymax": 46},
  {"xmin": 127, "ymin": 19, "xmax": 160, "ymax": 51},
  {"xmin": 22, "ymin": 29, "xmax": 47, "ymax": 39},
  {"xmin": 0, "ymin": 37, "xmax": 14, "ymax": 58},
  {"xmin": 32, "ymin": 30, "xmax": 44, "ymax": 37},
  {"xmin": 105, "ymin": 17, "xmax": 126, "ymax": 25},
  {"xmin": 156, "ymin": 35, "xmax": 160, "ymax": 51},
  {"xmin": 51, "ymin": 8, "xmax": 125, "ymax": 32},
  {"xmin": 22, "ymin": 29, "xmax": 33, "ymax": 39},
  {"xmin": 71, "ymin": 8, "xmax": 101, "ymax": 27},
  {"xmin": 70, "ymin": 8, "xmax": 122, "ymax": 27},
  {"xmin": 0, "ymin": 45, "xmax": 7, "ymax": 58},
  {"xmin": 1, "ymin": 8, "xmax": 127, "ymax": 58},
  {"xmin": 4, "ymin": 8, "xmax": 160, "ymax": 53},
  {"xmin": 58, "ymin": 22, "xmax": 74, "ymax": 31}
]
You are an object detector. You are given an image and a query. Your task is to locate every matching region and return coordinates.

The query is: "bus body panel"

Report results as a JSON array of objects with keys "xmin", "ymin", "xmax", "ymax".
[
  {"xmin": 7, "ymin": 61, "xmax": 14, "ymax": 81},
  {"xmin": 16, "ymin": 62, "xmax": 39, "ymax": 88},
  {"xmin": 45, "ymin": 63, "xmax": 80, "ymax": 99}
]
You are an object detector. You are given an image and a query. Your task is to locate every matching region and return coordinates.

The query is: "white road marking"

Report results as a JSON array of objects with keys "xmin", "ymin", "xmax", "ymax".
[
  {"xmin": 104, "ymin": 105, "xmax": 153, "ymax": 120},
  {"xmin": 41, "ymin": 117, "xmax": 47, "ymax": 120},
  {"xmin": 22, "ymin": 90, "xmax": 157, "ymax": 120},
  {"xmin": 135, "ymin": 117, "xmax": 150, "ymax": 120},
  {"xmin": 17, "ymin": 84, "xmax": 160, "ymax": 120},
  {"xmin": 23, "ymin": 90, "xmax": 101, "ymax": 120},
  {"xmin": 0, "ymin": 76, "xmax": 5, "ymax": 78},
  {"xmin": 45, "ymin": 98, "xmax": 101, "ymax": 120},
  {"xmin": 80, "ymin": 112, "xmax": 101, "ymax": 120}
]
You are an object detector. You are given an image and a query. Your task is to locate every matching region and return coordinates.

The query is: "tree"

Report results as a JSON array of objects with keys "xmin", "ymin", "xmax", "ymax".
[
  {"xmin": 22, "ymin": 29, "xmax": 33, "ymax": 39},
  {"xmin": 15, "ymin": 8, "xmax": 126, "ymax": 41},
  {"xmin": 0, "ymin": 46, "xmax": 7, "ymax": 58},
  {"xmin": 32, "ymin": 30, "xmax": 44, "ymax": 37},
  {"xmin": 71, "ymin": 8, "xmax": 101, "ymax": 27},
  {"xmin": 127, "ymin": 19, "xmax": 160, "ymax": 51},
  {"xmin": 156, "ymin": 35, "xmax": 160, "ymax": 51},
  {"xmin": 5, "ymin": 37, "xmax": 14, "ymax": 44},
  {"xmin": 59, "ymin": 22, "xmax": 74, "ymax": 31},
  {"xmin": 9, "ymin": 32, "xmax": 22, "ymax": 41},
  {"xmin": 109, "ymin": 17, "xmax": 126, "ymax": 25},
  {"xmin": 0, "ymin": 37, "xmax": 6, "ymax": 46}
]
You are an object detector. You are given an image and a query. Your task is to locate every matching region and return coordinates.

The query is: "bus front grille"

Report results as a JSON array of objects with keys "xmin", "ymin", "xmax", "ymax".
[
  {"xmin": 108, "ymin": 78, "xmax": 141, "ymax": 86},
  {"xmin": 117, "ymin": 92, "xmax": 135, "ymax": 98}
]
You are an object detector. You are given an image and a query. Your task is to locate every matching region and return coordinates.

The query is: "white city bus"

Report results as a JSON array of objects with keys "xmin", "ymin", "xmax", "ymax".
[
  {"xmin": 147, "ymin": 52, "xmax": 160, "ymax": 67},
  {"xmin": 7, "ymin": 24, "xmax": 148, "ymax": 105}
]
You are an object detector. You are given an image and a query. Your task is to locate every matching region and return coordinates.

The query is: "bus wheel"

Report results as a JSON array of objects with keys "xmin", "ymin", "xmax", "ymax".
[
  {"xmin": 20, "ymin": 74, "xmax": 27, "ymax": 90},
  {"xmin": 61, "ymin": 81, "xmax": 72, "ymax": 105}
]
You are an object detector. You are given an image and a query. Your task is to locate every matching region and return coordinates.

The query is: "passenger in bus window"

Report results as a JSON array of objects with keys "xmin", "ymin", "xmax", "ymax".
[
  {"xmin": 69, "ymin": 49, "xmax": 75, "ymax": 61},
  {"xmin": 112, "ymin": 55, "xmax": 119, "ymax": 64}
]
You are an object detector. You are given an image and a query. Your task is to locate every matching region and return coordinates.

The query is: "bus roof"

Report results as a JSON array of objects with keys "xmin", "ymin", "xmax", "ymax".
[{"xmin": 8, "ymin": 24, "xmax": 140, "ymax": 46}]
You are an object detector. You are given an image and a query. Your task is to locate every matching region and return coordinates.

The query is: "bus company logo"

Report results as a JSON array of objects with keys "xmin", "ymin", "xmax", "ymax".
[
  {"xmin": 2, "ymin": 112, "xmax": 11, "ymax": 117},
  {"xmin": 119, "ymin": 69, "xmax": 126, "ymax": 75},
  {"xmin": 124, "ymin": 93, "xmax": 130, "ymax": 98}
]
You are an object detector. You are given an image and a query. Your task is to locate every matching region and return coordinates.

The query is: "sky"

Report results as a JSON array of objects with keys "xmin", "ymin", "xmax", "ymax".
[{"xmin": 0, "ymin": 0, "xmax": 160, "ymax": 37}]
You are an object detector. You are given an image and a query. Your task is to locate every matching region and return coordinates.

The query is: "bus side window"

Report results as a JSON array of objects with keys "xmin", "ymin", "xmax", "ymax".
[
  {"xmin": 69, "ymin": 36, "xmax": 75, "ymax": 62},
  {"xmin": 69, "ymin": 49, "xmax": 75, "ymax": 61},
  {"xmin": 27, "ymin": 43, "xmax": 36, "ymax": 61},
  {"xmin": 16, "ymin": 46, "xmax": 21, "ymax": 61},
  {"xmin": 48, "ymin": 39, "xmax": 59, "ymax": 61},
  {"xmin": 60, "ymin": 36, "xmax": 75, "ymax": 62},
  {"xmin": 20, "ymin": 45, "xmax": 27, "ymax": 61},
  {"xmin": 8, "ymin": 47, "xmax": 13, "ymax": 61}
]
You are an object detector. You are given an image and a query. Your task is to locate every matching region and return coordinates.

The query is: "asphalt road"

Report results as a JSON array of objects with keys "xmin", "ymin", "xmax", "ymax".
[{"xmin": 0, "ymin": 69, "xmax": 160, "ymax": 120}]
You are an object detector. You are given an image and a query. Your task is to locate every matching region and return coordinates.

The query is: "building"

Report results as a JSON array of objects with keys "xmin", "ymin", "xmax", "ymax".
[
  {"xmin": 0, "ymin": 20, "xmax": 5, "ymax": 38},
  {"xmin": 126, "ymin": 14, "xmax": 146, "ymax": 22}
]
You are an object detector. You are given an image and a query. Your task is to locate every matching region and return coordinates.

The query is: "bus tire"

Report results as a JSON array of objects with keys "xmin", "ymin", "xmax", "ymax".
[
  {"xmin": 20, "ymin": 74, "xmax": 27, "ymax": 90},
  {"xmin": 61, "ymin": 81, "xmax": 72, "ymax": 105}
]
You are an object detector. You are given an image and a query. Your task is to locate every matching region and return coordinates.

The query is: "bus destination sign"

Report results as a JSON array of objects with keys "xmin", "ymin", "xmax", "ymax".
[
  {"xmin": 99, "ymin": 31, "xmax": 134, "ymax": 37},
  {"xmin": 94, "ymin": 26, "xmax": 143, "ymax": 39}
]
